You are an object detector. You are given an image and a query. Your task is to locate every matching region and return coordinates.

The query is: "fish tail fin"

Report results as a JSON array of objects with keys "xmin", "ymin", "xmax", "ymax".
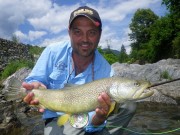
[
  {"xmin": 3, "ymin": 76, "xmax": 27, "ymax": 101},
  {"xmin": 57, "ymin": 114, "xmax": 70, "ymax": 126}
]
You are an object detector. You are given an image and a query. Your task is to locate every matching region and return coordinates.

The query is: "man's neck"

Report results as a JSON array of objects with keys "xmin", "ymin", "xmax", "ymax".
[{"xmin": 72, "ymin": 52, "xmax": 94, "ymax": 75}]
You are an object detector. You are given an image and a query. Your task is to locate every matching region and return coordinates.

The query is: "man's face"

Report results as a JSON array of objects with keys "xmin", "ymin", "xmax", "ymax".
[{"xmin": 69, "ymin": 16, "xmax": 101, "ymax": 57}]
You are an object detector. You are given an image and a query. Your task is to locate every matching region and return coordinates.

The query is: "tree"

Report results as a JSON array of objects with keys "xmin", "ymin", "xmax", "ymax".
[
  {"xmin": 162, "ymin": 0, "xmax": 180, "ymax": 59},
  {"xmin": 146, "ymin": 0, "xmax": 180, "ymax": 61},
  {"xmin": 103, "ymin": 53, "xmax": 119, "ymax": 65},
  {"xmin": 119, "ymin": 44, "xmax": 128, "ymax": 63},
  {"xmin": 129, "ymin": 9, "xmax": 158, "ymax": 62},
  {"xmin": 162, "ymin": 0, "xmax": 180, "ymax": 15},
  {"xmin": 129, "ymin": 0, "xmax": 180, "ymax": 63},
  {"xmin": 172, "ymin": 33, "xmax": 180, "ymax": 58},
  {"xmin": 97, "ymin": 47, "xmax": 119, "ymax": 64},
  {"xmin": 129, "ymin": 9, "xmax": 159, "ymax": 48},
  {"xmin": 147, "ymin": 16, "xmax": 174, "ymax": 62}
]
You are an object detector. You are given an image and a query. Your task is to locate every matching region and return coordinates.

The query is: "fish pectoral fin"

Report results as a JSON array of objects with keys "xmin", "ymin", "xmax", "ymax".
[
  {"xmin": 107, "ymin": 101, "xmax": 116, "ymax": 117},
  {"xmin": 57, "ymin": 114, "xmax": 70, "ymax": 126},
  {"xmin": 113, "ymin": 102, "xmax": 121, "ymax": 114}
]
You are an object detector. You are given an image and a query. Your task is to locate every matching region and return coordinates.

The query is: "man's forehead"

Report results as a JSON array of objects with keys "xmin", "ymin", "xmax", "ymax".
[{"xmin": 70, "ymin": 16, "xmax": 97, "ymax": 27}]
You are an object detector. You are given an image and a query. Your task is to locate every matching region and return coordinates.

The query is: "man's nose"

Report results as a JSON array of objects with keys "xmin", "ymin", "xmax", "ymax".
[{"xmin": 82, "ymin": 33, "xmax": 88, "ymax": 42}]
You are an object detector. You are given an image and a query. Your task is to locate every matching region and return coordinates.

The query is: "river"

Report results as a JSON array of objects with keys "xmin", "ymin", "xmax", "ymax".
[
  {"xmin": 123, "ymin": 103, "xmax": 180, "ymax": 135},
  {"xmin": 8, "ymin": 103, "xmax": 180, "ymax": 135}
]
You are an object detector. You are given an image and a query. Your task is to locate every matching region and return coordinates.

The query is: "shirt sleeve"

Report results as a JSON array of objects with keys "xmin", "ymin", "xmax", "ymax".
[
  {"xmin": 25, "ymin": 45, "xmax": 54, "ymax": 86},
  {"xmin": 84, "ymin": 111, "xmax": 107, "ymax": 132}
]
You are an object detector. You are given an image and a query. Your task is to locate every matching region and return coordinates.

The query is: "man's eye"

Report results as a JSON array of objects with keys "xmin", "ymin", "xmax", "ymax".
[
  {"xmin": 73, "ymin": 29, "xmax": 81, "ymax": 36},
  {"xmin": 88, "ymin": 30, "xmax": 97, "ymax": 37},
  {"xmin": 74, "ymin": 30, "xmax": 80, "ymax": 34}
]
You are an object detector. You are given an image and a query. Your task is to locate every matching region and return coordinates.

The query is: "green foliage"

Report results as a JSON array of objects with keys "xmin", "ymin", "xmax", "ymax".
[
  {"xmin": 129, "ymin": 9, "xmax": 159, "ymax": 45},
  {"xmin": 128, "ymin": 0, "xmax": 180, "ymax": 63},
  {"xmin": 0, "ymin": 60, "xmax": 34, "ymax": 80},
  {"xmin": 97, "ymin": 47, "xmax": 119, "ymax": 64},
  {"xmin": 29, "ymin": 45, "xmax": 45, "ymax": 55},
  {"xmin": 162, "ymin": 0, "xmax": 180, "ymax": 15},
  {"xmin": 0, "ymin": 42, "xmax": 44, "ymax": 81},
  {"xmin": 98, "ymin": 46, "xmax": 131, "ymax": 64},
  {"xmin": 160, "ymin": 70, "xmax": 172, "ymax": 80},
  {"xmin": 119, "ymin": 45, "xmax": 129, "ymax": 63},
  {"xmin": 172, "ymin": 32, "xmax": 180, "ymax": 58},
  {"xmin": 97, "ymin": 47, "xmax": 104, "ymax": 54},
  {"xmin": 147, "ymin": 16, "xmax": 174, "ymax": 62},
  {"xmin": 163, "ymin": 0, "xmax": 180, "ymax": 59},
  {"xmin": 129, "ymin": 9, "xmax": 159, "ymax": 62},
  {"xmin": 103, "ymin": 53, "xmax": 119, "ymax": 65}
]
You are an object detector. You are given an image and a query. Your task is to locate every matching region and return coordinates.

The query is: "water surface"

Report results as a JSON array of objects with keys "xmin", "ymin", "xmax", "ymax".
[{"xmin": 9, "ymin": 104, "xmax": 180, "ymax": 135}]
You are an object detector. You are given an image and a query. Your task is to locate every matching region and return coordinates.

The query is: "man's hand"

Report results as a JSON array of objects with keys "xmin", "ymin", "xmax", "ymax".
[
  {"xmin": 92, "ymin": 92, "xmax": 111, "ymax": 126},
  {"xmin": 22, "ymin": 82, "xmax": 46, "ymax": 113}
]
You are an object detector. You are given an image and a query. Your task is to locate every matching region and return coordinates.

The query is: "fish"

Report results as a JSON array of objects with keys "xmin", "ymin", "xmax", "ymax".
[{"xmin": 7, "ymin": 77, "xmax": 154, "ymax": 126}]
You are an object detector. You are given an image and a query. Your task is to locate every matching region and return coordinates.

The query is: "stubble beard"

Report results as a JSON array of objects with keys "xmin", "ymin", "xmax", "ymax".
[{"xmin": 73, "ymin": 42, "xmax": 97, "ymax": 58}]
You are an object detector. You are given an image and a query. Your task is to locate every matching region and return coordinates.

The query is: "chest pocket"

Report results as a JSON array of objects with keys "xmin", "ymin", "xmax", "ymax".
[{"xmin": 49, "ymin": 62, "xmax": 67, "ymax": 89}]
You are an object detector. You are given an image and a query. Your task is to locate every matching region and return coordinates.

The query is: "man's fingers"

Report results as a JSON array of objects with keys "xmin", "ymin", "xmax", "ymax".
[
  {"xmin": 98, "ymin": 92, "xmax": 111, "ymax": 108},
  {"xmin": 96, "ymin": 92, "xmax": 112, "ymax": 118},
  {"xmin": 22, "ymin": 82, "xmax": 44, "ymax": 113},
  {"xmin": 98, "ymin": 96, "xmax": 109, "ymax": 112},
  {"xmin": 23, "ymin": 92, "xmax": 34, "ymax": 104},
  {"xmin": 30, "ymin": 99, "xmax": 39, "ymax": 105},
  {"xmin": 22, "ymin": 82, "xmax": 34, "ymax": 90},
  {"xmin": 39, "ymin": 108, "xmax": 45, "ymax": 113},
  {"xmin": 22, "ymin": 82, "xmax": 47, "ymax": 90},
  {"xmin": 95, "ymin": 108, "xmax": 108, "ymax": 117},
  {"xmin": 100, "ymin": 92, "xmax": 111, "ymax": 105}
]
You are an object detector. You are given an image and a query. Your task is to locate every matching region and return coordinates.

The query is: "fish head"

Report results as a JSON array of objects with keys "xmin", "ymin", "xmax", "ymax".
[{"xmin": 109, "ymin": 78, "xmax": 153, "ymax": 102}]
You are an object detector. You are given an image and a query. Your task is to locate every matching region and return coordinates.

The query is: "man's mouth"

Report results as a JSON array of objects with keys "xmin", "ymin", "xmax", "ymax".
[{"xmin": 80, "ymin": 44, "xmax": 91, "ymax": 50}]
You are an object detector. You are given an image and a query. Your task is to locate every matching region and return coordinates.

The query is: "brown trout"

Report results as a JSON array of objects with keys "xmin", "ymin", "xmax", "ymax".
[
  {"xmin": 20, "ymin": 77, "xmax": 153, "ymax": 113},
  {"xmin": 12, "ymin": 77, "xmax": 153, "ymax": 126}
]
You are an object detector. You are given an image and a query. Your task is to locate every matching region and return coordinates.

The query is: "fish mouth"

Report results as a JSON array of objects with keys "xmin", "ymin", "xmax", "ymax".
[
  {"xmin": 139, "ymin": 89, "xmax": 154, "ymax": 99},
  {"xmin": 132, "ymin": 82, "xmax": 153, "ymax": 99}
]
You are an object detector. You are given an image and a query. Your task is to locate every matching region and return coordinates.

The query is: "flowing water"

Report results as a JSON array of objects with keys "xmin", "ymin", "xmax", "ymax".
[
  {"xmin": 123, "ymin": 104, "xmax": 180, "ymax": 135},
  {"xmin": 8, "ymin": 103, "xmax": 180, "ymax": 135}
]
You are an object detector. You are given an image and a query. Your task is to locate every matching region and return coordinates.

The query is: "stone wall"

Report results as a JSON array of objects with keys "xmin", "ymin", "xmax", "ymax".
[{"xmin": 0, "ymin": 38, "xmax": 33, "ymax": 73}]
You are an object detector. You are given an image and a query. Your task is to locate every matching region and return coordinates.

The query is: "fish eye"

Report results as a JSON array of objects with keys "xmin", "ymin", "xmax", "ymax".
[{"xmin": 134, "ymin": 82, "xmax": 140, "ymax": 87}]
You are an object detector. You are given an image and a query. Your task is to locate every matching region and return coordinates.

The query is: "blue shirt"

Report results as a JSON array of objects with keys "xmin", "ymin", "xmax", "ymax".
[{"xmin": 25, "ymin": 41, "xmax": 113, "ymax": 132}]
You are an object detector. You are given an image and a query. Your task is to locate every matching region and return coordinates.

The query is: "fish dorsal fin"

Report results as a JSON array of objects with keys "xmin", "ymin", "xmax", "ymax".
[
  {"xmin": 57, "ymin": 114, "xmax": 70, "ymax": 126},
  {"xmin": 107, "ymin": 101, "xmax": 116, "ymax": 117}
]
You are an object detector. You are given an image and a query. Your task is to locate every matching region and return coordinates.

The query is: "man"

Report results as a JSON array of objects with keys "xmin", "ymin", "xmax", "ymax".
[{"xmin": 23, "ymin": 6, "xmax": 136, "ymax": 135}]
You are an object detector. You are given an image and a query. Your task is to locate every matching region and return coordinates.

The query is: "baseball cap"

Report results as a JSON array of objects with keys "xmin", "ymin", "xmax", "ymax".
[{"xmin": 69, "ymin": 6, "xmax": 102, "ymax": 29}]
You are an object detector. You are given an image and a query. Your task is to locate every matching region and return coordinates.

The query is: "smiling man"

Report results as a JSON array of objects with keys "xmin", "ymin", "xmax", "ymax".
[{"xmin": 22, "ymin": 6, "xmax": 136, "ymax": 135}]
